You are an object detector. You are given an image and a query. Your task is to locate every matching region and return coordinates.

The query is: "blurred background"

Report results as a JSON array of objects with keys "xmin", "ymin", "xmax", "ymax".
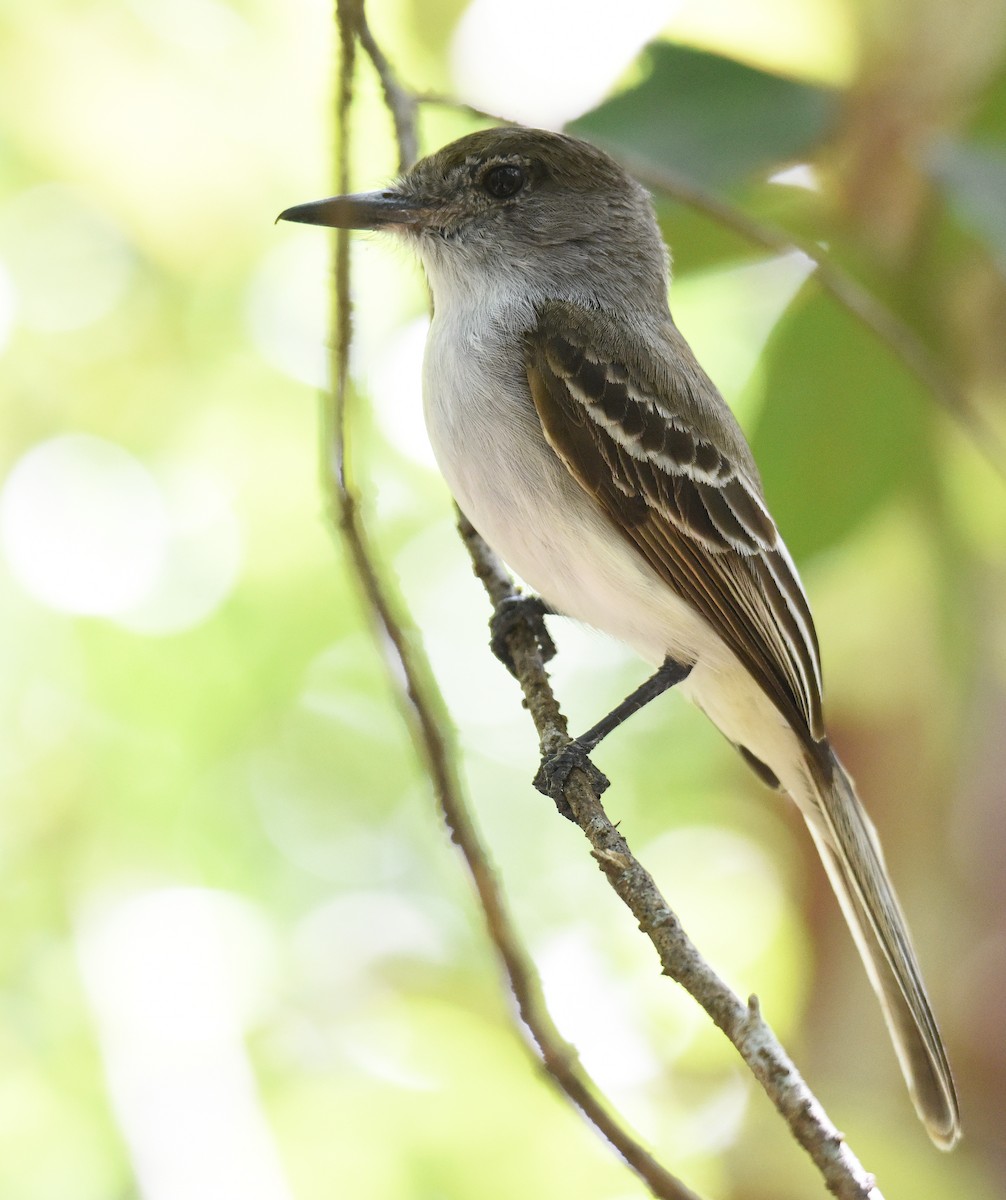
[{"xmin": 1, "ymin": 0, "xmax": 1005, "ymax": 1196}]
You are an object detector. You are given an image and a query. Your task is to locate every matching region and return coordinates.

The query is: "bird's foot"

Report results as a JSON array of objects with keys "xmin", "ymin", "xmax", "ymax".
[
  {"xmin": 490, "ymin": 594, "xmax": 556, "ymax": 676},
  {"xmin": 534, "ymin": 739, "xmax": 610, "ymax": 819}
]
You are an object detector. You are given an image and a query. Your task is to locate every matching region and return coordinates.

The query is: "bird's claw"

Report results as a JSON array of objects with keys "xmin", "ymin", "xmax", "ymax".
[
  {"xmin": 533, "ymin": 739, "xmax": 610, "ymax": 819},
  {"xmin": 490, "ymin": 594, "xmax": 556, "ymax": 676}
]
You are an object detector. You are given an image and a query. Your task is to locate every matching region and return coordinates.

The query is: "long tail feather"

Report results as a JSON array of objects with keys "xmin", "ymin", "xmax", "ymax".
[{"xmin": 803, "ymin": 751, "xmax": 960, "ymax": 1149}]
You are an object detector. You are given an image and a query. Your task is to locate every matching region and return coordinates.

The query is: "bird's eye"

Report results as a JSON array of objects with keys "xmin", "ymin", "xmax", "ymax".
[{"xmin": 481, "ymin": 164, "xmax": 525, "ymax": 199}]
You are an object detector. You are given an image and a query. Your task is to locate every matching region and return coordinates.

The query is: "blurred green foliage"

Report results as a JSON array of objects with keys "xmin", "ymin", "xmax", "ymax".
[
  {"xmin": 931, "ymin": 139, "xmax": 1006, "ymax": 268},
  {"xmin": 751, "ymin": 287, "xmax": 934, "ymax": 560},
  {"xmin": 0, "ymin": 1, "xmax": 1004, "ymax": 1199},
  {"xmin": 573, "ymin": 42, "xmax": 838, "ymax": 188}
]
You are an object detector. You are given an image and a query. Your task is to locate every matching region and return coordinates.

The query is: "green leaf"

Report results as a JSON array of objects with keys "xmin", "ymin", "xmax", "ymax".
[
  {"xmin": 750, "ymin": 286, "xmax": 931, "ymax": 560},
  {"xmin": 927, "ymin": 137, "xmax": 1006, "ymax": 270},
  {"xmin": 570, "ymin": 41, "xmax": 836, "ymax": 190}
]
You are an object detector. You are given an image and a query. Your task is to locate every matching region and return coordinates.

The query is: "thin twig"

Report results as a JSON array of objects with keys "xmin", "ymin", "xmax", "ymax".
[
  {"xmin": 415, "ymin": 89, "xmax": 525, "ymax": 131},
  {"xmin": 355, "ymin": 7, "xmax": 417, "ymax": 170},
  {"xmin": 325, "ymin": 7, "xmax": 702, "ymax": 1199},
  {"xmin": 459, "ymin": 518, "xmax": 886, "ymax": 1200}
]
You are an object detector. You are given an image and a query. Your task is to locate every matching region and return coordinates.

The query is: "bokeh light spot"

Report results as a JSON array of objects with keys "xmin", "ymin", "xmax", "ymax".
[
  {"xmin": 77, "ymin": 887, "xmax": 291, "ymax": 1200},
  {"xmin": 1, "ymin": 434, "xmax": 167, "ymax": 616},
  {"xmin": 0, "ymin": 435, "xmax": 241, "ymax": 632},
  {"xmin": 452, "ymin": 0, "xmax": 669, "ymax": 127},
  {"xmin": 0, "ymin": 186, "xmax": 133, "ymax": 333},
  {"xmin": 116, "ymin": 465, "xmax": 242, "ymax": 636}
]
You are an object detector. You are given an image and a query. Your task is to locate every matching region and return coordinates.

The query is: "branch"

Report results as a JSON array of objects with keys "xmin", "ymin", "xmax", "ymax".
[
  {"xmin": 459, "ymin": 518, "xmax": 885, "ymax": 1200},
  {"xmin": 325, "ymin": 7, "xmax": 702, "ymax": 1199},
  {"xmin": 355, "ymin": 5, "xmax": 417, "ymax": 171}
]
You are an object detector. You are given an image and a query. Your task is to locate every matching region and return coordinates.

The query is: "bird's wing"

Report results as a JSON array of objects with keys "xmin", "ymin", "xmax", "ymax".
[{"xmin": 524, "ymin": 300, "xmax": 824, "ymax": 743}]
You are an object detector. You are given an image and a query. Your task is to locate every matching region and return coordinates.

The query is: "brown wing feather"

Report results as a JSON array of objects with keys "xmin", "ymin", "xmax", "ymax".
[{"xmin": 525, "ymin": 300, "xmax": 824, "ymax": 743}]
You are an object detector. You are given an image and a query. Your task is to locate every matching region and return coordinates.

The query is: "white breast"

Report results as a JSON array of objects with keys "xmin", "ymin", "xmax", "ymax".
[{"xmin": 421, "ymin": 293, "xmax": 711, "ymax": 667}]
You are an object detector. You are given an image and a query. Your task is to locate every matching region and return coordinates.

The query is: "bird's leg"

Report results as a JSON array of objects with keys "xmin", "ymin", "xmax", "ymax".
[
  {"xmin": 534, "ymin": 657, "xmax": 693, "ymax": 814},
  {"xmin": 489, "ymin": 593, "xmax": 557, "ymax": 676}
]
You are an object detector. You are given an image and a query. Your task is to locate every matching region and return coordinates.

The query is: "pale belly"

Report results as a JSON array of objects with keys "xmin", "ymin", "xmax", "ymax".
[{"xmin": 423, "ymin": 344, "xmax": 704, "ymax": 664}]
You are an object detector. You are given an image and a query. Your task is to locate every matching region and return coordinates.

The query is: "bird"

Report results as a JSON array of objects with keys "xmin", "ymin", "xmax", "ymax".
[{"xmin": 278, "ymin": 125, "xmax": 960, "ymax": 1149}]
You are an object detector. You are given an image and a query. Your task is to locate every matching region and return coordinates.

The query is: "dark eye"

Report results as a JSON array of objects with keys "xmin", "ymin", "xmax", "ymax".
[{"xmin": 481, "ymin": 164, "xmax": 525, "ymax": 199}]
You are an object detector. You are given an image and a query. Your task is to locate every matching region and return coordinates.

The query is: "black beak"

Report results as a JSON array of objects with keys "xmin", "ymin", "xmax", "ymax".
[{"xmin": 276, "ymin": 190, "xmax": 421, "ymax": 230}]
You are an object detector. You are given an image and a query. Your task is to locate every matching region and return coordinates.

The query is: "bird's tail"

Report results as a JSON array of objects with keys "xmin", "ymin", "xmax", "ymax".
[{"xmin": 802, "ymin": 750, "xmax": 960, "ymax": 1149}]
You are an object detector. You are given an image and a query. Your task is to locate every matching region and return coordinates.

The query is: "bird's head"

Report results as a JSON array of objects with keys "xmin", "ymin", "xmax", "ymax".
[{"xmin": 279, "ymin": 127, "xmax": 670, "ymax": 313}]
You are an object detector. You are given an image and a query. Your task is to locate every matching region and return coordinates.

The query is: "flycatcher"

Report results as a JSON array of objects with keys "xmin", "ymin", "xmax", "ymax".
[{"xmin": 279, "ymin": 126, "xmax": 960, "ymax": 1149}]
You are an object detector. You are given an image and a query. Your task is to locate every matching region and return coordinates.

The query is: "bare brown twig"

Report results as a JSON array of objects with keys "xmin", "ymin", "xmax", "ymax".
[
  {"xmin": 355, "ymin": 4, "xmax": 417, "ymax": 170},
  {"xmin": 323, "ymin": 8, "xmax": 885, "ymax": 1199}
]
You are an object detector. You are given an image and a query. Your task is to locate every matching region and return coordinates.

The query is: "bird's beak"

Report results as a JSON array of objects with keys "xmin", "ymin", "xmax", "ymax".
[{"xmin": 276, "ymin": 190, "xmax": 422, "ymax": 230}]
